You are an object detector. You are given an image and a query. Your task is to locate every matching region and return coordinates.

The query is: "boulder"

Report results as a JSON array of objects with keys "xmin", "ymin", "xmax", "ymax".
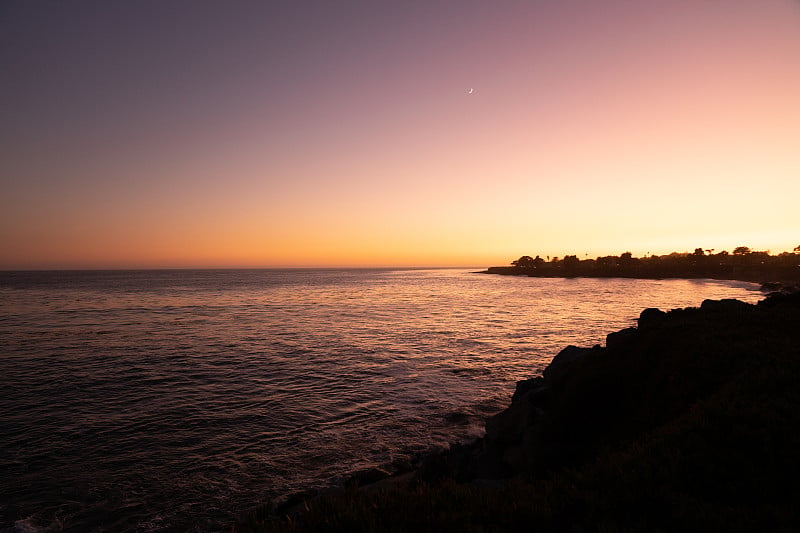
[
  {"xmin": 759, "ymin": 290, "xmax": 800, "ymax": 309},
  {"xmin": 606, "ymin": 327, "xmax": 637, "ymax": 350},
  {"xmin": 543, "ymin": 345, "xmax": 596, "ymax": 384},
  {"xmin": 485, "ymin": 396, "xmax": 544, "ymax": 446},
  {"xmin": 511, "ymin": 377, "xmax": 548, "ymax": 404},
  {"xmin": 638, "ymin": 307, "xmax": 666, "ymax": 329}
]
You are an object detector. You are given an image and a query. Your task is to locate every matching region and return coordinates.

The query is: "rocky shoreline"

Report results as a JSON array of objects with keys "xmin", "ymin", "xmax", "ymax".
[
  {"xmin": 482, "ymin": 267, "xmax": 800, "ymax": 293},
  {"xmin": 413, "ymin": 292, "xmax": 800, "ymax": 482},
  {"xmin": 241, "ymin": 289, "xmax": 800, "ymax": 531}
]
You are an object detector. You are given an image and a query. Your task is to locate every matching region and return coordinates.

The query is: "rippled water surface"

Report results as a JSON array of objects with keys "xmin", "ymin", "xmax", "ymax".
[{"xmin": 0, "ymin": 269, "xmax": 762, "ymax": 531}]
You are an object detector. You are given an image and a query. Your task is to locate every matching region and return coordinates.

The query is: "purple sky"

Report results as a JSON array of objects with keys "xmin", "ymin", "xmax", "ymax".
[{"xmin": 2, "ymin": 1, "xmax": 799, "ymax": 268}]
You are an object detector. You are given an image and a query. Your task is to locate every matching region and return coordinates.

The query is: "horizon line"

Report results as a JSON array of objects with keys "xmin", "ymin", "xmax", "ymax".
[{"xmin": 0, "ymin": 265, "xmax": 485, "ymax": 273}]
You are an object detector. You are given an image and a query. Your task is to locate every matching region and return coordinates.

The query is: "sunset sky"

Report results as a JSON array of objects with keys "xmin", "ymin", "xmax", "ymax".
[{"xmin": 2, "ymin": 1, "xmax": 799, "ymax": 269}]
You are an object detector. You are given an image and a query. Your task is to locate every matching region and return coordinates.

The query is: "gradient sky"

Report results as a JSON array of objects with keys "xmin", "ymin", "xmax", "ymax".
[{"xmin": 2, "ymin": 1, "xmax": 799, "ymax": 268}]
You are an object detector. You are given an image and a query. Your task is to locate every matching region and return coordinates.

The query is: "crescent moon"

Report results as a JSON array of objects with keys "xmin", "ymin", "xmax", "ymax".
[{"xmin": 467, "ymin": 88, "xmax": 474, "ymax": 94}]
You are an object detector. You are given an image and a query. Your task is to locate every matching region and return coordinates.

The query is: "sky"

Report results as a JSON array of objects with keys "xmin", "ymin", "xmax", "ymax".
[{"xmin": 1, "ymin": 0, "xmax": 799, "ymax": 269}]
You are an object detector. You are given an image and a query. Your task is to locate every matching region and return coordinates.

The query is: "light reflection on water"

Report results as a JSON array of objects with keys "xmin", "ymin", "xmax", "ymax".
[{"xmin": 0, "ymin": 269, "xmax": 761, "ymax": 531}]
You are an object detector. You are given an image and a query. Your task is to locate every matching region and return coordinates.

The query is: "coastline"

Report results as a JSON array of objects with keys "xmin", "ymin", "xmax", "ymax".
[
  {"xmin": 480, "ymin": 268, "xmax": 800, "ymax": 296},
  {"xmin": 479, "ymin": 250, "xmax": 800, "ymax": 290},
  {"xmin": 239, "ymin": 289, "xmax": 800, "ymax": 531}
]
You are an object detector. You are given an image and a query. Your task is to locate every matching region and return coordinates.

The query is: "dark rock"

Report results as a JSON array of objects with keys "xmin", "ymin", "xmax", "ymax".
[
  {"xmin": 512, "ymin": 377, "xmax": 547, "ymax": 403},
  {"xmin": 447, "ymin": 441, "xmax": 486, "ymax": 482},
  {"xmin": 500, "ymin": 443, "xmax": 529, "ymax": 472},
  {"xmin": 485, "ymin": 395, "xmax": 544, "ymax": 446},
  {"xmin": 471, "ymin": 448, "xmax": 514, "ymax": 480},
  {"xmin": 638, "ymin": 307, "xmax": 666, "ymax": 329},
  {"xmin": 414, "ymin": 451, "xmax": 454, "ymax": 482},
  {"xmin": 759, "ymin": 290, "xmax": 800, "ymax": 308},
  {"xmin": 412, "ymin": 440, "xmax": 486, "ymax": 483},
  {"xmin": 699, "ymin": 298, "xmax": 751, "ymax": 312},
  {"xmin": 543, "ymin": 345, "xmax": 595, "ymax": 384},
  {"xmin": 606, "ymin": 327, "xmax": 637, "ymax": 350}
]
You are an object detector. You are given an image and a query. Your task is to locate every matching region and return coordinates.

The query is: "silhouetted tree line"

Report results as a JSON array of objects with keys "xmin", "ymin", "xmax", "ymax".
[{"xmin": 489, "ymin": 245, "xmax": 800, "ymax": 283}]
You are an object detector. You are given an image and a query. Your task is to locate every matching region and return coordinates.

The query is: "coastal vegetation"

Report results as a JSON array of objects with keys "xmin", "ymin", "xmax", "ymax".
[
  {"xmin": 238, "ymin": 290, "xmax": 800, "ymax": 532},
  {"xmin": 487, "ymin": 246, "xmax": 800, "ymax": 284}
]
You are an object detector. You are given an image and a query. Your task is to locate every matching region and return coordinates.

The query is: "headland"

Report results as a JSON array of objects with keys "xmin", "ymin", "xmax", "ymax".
[{"xmin": 483, "ymin": 248, "xmax": 800, "ymax": 289}]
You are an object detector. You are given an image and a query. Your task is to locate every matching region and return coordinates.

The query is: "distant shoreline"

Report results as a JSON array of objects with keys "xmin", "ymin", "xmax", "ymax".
[
  {"xmin": 481, "ymin": 249, "xmax": 800, "ymax": 289},
  {"xmin": 480, "ymin": 266, "xmax": 794, "ymax": 291}
]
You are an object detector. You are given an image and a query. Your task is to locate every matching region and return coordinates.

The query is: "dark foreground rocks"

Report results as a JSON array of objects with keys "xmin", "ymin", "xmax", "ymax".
[
  {"xmin": 240, "ymin": 290, "xmax": 800, "ymax": 532},
  {"xmin": 415, "ymin": 291, "xmax": 800, "ymax": 484}
]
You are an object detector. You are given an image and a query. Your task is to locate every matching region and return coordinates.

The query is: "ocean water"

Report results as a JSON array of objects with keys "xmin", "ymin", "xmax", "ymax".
[{"xmin": 0, "ymin": 269, "xmax": 762, "ymax": 532}]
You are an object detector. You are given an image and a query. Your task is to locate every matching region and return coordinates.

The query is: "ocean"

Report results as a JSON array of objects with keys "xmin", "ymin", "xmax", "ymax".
[{"xmin": 0, "ymin": 269, "xmax": 762, "ymax": 532}]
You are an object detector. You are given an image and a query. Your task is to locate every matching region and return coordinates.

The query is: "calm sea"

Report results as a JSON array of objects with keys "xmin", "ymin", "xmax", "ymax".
[{"xmin": 0, "ymin": 269, "xmax": 762, "ymax": 532}]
